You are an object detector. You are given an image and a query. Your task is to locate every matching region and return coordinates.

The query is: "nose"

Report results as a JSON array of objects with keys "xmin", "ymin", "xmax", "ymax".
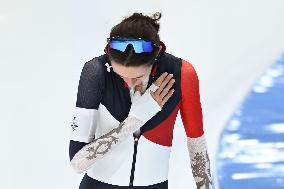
[{"xmin": 124, "ymin": 78, "xmax": 138, "ymax": 87}]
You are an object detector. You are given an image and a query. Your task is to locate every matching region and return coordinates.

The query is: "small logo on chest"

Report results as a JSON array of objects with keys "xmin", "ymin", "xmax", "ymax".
[{"xmin": 105, "ymin": 62, "xmax": 112, "ymax": 72}]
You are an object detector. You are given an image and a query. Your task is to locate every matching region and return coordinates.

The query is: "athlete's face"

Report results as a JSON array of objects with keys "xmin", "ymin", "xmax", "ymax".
[
  {"xmin": 110, "ymin": 45, "xmax": 162, "ymax": 88},
  {"xmin": 111, "ymin": 61, "xmax": 151, "ymax": 88}
]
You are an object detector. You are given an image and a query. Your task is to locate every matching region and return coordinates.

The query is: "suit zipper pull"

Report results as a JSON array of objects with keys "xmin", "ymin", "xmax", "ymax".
[{"xmin": 129, "ymin": 129, "xmax": 141, "ymax": 187}]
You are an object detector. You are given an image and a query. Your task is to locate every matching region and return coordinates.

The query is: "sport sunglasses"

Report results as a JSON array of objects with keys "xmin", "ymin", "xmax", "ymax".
[{"xmin": 106, "ymin": 36, "xmax": 159, "ymax": 53}]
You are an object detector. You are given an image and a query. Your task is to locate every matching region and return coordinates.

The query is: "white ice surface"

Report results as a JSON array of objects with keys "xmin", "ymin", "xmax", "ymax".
[{"xmin": 1, "ymin": 0, "xmax": 284, "ymax": 188}]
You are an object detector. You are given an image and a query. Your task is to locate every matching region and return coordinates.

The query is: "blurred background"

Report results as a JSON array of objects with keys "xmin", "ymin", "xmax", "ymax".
[{"xmin": 0, "ymin": 0, "xmax": 283, "ymax": 188}]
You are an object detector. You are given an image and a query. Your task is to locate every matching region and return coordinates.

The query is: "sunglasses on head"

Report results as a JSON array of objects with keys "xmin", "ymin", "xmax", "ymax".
[{"xmin": 106, "ymin": 36, "xmax": 159, "ymax": 53}]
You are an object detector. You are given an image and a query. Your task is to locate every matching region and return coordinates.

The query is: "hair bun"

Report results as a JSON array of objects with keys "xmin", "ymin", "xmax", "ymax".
[
  {"xmin": 152, "ymin": 12, "xmax": 162, "ymax": 21},
  {"xmin": 147, "ymin": 12, "xmax": 161, "ymax": 32},
  {"xmin": 125, "ymin": 12, "xmax": 161, "ymax": 32}
]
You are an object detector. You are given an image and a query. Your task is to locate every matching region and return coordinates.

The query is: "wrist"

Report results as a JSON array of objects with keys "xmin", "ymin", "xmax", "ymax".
[{"xmin": 129, "ymin": 83, "xmax": 161, "ymax": 123}]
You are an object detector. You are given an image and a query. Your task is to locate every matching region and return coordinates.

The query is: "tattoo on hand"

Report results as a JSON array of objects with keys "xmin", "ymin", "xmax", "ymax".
[{"xmin": 191, "ymin": 151, "xmax": 212, "ymax": 189}]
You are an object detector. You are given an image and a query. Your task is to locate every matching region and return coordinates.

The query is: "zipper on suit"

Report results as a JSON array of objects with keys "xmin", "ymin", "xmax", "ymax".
[{"xmin": 129, "ymin": 129, "xmax": 141, "ymax": 187}]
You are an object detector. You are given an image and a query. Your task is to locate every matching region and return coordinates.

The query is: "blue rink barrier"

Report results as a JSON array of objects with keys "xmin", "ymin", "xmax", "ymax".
[{"xmin": 217, "ymin": 54, "xmax": 284, "ymax": 189}]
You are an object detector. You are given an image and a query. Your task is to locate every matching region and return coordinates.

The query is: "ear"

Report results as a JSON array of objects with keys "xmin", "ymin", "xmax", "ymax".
[
  {"xmin": 159, "ymin": 45, "xmax": 162, "ymax": 52},
  {"xmin": 160, "ymin": 41, "xmax": 166, "ymax": 52},
  {"xmin": 156, "ymin": 44, "xmax": 162, "ymax": 56},
  {"xmin": 104, "ymin": 44, "xmax": 109, "ymax": 54}
]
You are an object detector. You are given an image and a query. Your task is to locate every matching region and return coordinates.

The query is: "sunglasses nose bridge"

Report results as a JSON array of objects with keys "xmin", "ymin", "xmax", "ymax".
[
  {"xmin": 126, "ymin": 43, "xmax": 134, "ymax": 49},
  {"xmin": 125, "ymin": 42, "xmax": 139, "ymax": 53},
  {"xmin": 108, "ymin": 38, "xmax": 153, "ymax": 53}
]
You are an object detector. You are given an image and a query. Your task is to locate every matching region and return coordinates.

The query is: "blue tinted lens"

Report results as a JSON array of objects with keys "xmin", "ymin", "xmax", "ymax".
[
  {"xmin": 141, "ymin": 41, "xmax": 154, "ymax": 52},
  {"xmin": 109, "ymin": 41, "xmax": 128, "ymax": 52},
  {"xmin": 131, "ymin": 41, "xmax": 144, "ymax": 53},
  {"xmin": 109, "ymin": 39, "xmax": 154, "ymax": 53}
]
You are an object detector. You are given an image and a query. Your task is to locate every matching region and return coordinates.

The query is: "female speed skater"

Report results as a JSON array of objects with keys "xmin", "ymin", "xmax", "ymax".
[{"xmin": 69, "ymin": 12, "xmax": 213, "ymax": 189}]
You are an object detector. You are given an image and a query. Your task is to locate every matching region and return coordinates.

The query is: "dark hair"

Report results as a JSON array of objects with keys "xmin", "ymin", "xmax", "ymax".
[{"xmin": 107, "ymin": 12, "xmax": 162, "ymax": 67}]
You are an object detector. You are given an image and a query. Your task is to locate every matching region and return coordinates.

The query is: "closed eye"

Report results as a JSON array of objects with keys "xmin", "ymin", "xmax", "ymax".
[{"xmin": 118, "ymin": 74, "xmax": 144, "ymax": 79}]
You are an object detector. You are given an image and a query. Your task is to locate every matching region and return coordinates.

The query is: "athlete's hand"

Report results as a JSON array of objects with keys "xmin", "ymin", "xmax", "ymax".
[
  {"xmin": 150, "ymin": 72, "xmax": 175, "ymax": 108},
  {"xmin": 129, "ymin": 82, "xmax": 161, "ymax": 124}
]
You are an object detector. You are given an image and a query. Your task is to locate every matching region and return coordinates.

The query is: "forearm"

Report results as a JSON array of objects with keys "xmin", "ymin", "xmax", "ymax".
[
  {"xmin": 70, "ymin": 83, "xmax": 160, "ymax": 173},
  {"xmin": 187, "ymin": 134, "xmax": 213, "ymax": 189},
  {"xmin": 70, "ymin": 115, "xmax": 144, "ymax": 173}
]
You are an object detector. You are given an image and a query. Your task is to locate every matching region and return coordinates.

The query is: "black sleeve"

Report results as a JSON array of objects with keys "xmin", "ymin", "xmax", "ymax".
[
  {"xmin": 76, "ymin": 57, "xmax": 105, "ymax": 109},
  {"xmin": 69, "ymin": 57, "xmax": 105, "ymax": 161},
  {"xmin": 69, "ymin": 140, "xmax": 87, "ymax": 161}
]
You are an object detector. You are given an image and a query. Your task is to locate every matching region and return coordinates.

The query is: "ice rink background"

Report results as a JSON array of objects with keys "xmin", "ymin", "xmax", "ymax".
[
  {"xmin": 217, "ymin": 55, "xmax": 284, "ymax": 188},
  {"xmin": 1, "ymin": 0, "xmax": 284, "ymax": 188}
]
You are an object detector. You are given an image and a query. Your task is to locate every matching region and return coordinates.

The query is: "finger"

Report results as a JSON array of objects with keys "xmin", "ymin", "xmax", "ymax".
[
  {"xmin": 161, "ymin": 89, "xmax": 175, "ymax": 106},
  {"xmin": 156, "ymin": 73, "xmax": 173, "ymax": 95},
  {"xmin": 154, "ymin": 72, "xmax": 168, "ymax": 87},
  {"xmin": 160, "ymin": 78, "xmax": 175, "ymax": 99},
  {"xmin": 156, "ymin": 74, "xmax": 173, "ymax": 95},
  {"xmin": 150, "ymin": 90, "xmax": 162, "ymax": 108},
  {"xmin": 150, "ymin": 90, "xmax": 156, "ymax": 100}
]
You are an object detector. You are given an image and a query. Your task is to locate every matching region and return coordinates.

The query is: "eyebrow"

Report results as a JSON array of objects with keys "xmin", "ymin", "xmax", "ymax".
[{"xmin": 117, "ymin": 73, "xmax": 144, "ymax": 79}]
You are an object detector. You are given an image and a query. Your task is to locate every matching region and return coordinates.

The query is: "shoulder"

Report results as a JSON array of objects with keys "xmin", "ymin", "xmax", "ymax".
[
  {"xmin": 159, "ymin": 52, "xmax": 198, "ymax": 78},
  {"xmin": 76, "ymin": 55, "xmax": 107, "ymax": 109},
  {"xmin": 157, "ymin": 52, "xmax": 182, "ymax": 76},
  {"xmin": 180, "ymin": 59, "xmax": 198, "ymax": 78},
  {"xmin": 179, "ymin": 59, "xmax": 201, "ymax": 100},
  {"xmin": 159, "ymin": 52, "xmax": 182, "ymax": 66},
  {"xmin": 82, "ymin": 55, "xmax": 106, "ymax": 77}
]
